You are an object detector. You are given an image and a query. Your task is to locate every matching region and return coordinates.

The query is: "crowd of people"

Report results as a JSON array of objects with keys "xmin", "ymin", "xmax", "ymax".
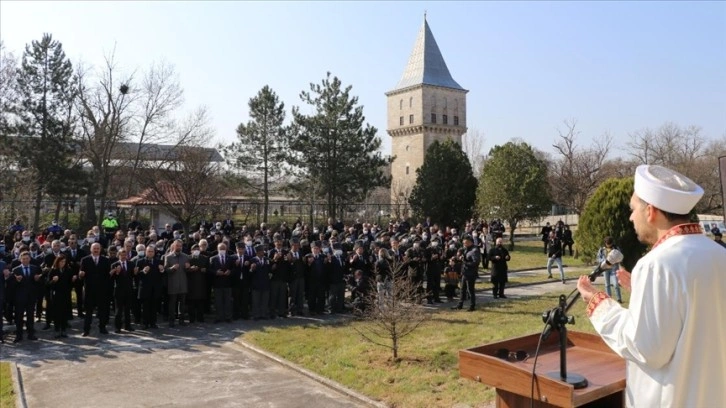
[{"xmin": 0, "ymin": 214, "xmax": 515, "ymax": 344}]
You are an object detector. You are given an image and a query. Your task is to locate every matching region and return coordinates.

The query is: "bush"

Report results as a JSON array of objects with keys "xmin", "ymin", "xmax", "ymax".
[{"xmin": 577, "ymin": 177, "xmax": 647, "ymax": 270}]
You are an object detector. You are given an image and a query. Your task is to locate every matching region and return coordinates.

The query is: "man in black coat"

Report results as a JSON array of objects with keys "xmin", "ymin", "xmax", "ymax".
[
  {"xmin": 65, "ymin": 235, "xmax": 87, "ymax": 319},
  {"xmin": 135, "ymin": 246, "xmax": 164, "ymax": 329},
  {"xmin": 111, "ymin": 249, "xmax": 135, "ymax": 333},
  {"xmin": 454, "ymin": 236, "xmax": 481, "ymax": 312},
  {"xmin": 488, "ymin": 238, "xmax": 511, "ymax": 299},
  {"xmin": 12, "ymin": 251, "xmax": 42, "ymax": 342},
  {"xmin": 79, "ymin": 243, "xmax": 113, "ymax": 336}
]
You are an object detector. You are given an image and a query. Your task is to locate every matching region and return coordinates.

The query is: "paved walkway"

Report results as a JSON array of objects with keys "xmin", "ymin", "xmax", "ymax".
[{"xmin": 0, "ymin": 265, "xmax": 592, "ymax": 408}]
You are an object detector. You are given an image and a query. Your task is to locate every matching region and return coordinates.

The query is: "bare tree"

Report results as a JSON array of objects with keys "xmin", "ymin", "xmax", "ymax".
[
  {"xmin": 626, "ymin": 122, "xmax": 720, "ymax": 212},
  {"xmin": 135, "ymin": 110, "xmax": 219, "ymax": 233},
  {"xmin": 353, "ymin": 259, "xmax": 430, "ymax": 361},
  {"xmin": 75, "ymin": 52, "xmax": 135, "ymax": 227},
  {"xmin": 462, "ymin": 128, "xmax": 486, "ymax": 176},
  {"xmin": 124, "ymin": 60, "xmax": 184, "ymax": 198},
  {"xmin": 391, "ymin": 180, "xmax": 412, "ymax": 220},
  {"xmin": 549, "ymin": 119, "xmax": 612, "ymax": 215}
]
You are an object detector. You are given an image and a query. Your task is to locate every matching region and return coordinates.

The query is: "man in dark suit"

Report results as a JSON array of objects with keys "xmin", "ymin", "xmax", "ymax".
[
  {"xmin": 111, "ymin": 249, "xmax": 135, "ymax": 333},
  {"xmin": 65, "ymin": 235, "xmax": 87, "ymax": 319},
  {"xmin": 209, "ymin": 243, "xmax": 234, "ymax": 323},
  {"xmin": 1, "ymin": 258, "xmax": 10, "ymax": 343},
  {"xmin": 79, "ymin": 243, "xmax": 112, "ymax": 336},
  {"xmin": 12, "ymin": 251, "xmax": 42, "ymax": 342},
  {"xmin": 287, "ymin": 239, "xmax": 307, "ymax": 316},
  {"xmin": 135, "ymin": 246, "xmax": 164, "ymax": 329},
  {"xmin": 231, "ymin": 242, "xmax": 251, "ymax": 320}
]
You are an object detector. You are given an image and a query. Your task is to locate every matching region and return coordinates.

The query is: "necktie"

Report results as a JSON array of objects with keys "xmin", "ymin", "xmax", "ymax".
[
  {"xmin": 294, "ymin": 252, "xmax": 299, "ymax": 260},
  {"xmin": 122, "ymin": 262, "xmax": 126, "ymax": 272},
  {"xmin": 94, "ymin": 257, "xmax": 98, "ymax": 265},
  {"xmin": 25, "ymin": 266, "xmax": 29, "ymax": 278},
  {"xmin": 221, "ymin": 255, "xmax": 225, "ymax": 265},
  {"xmin": 72, "ymin": 249, "xmax": 76, "ymax": 258}
]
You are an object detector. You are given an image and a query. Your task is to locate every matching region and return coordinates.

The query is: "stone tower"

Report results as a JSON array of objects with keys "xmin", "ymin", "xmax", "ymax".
[{"xmin": 386, "ymin": 15, "xmax": 468, "ymax": 202}]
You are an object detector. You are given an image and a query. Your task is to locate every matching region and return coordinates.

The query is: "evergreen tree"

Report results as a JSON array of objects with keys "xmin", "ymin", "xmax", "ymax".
[
  {"xmin": 291, "ymin": 72, "xmax": 391, "ymax": 218},
  {"xmin": 225, "ymin": 86, "xmax": 289, "ymax": 223},
  {"xmin": 577, "ymin": 177, "xmax": 648, "ymax": 270},
  {"xmin": 15, "ymin": 33, "xmax": 78, "ymax": 228},
  {"xmin": 476, "ymin": 141, "xmax": 551, "ymax": 249},
  {"xmin": 409, "ymin": 140, "xmax": 476, "ymax": 226}
]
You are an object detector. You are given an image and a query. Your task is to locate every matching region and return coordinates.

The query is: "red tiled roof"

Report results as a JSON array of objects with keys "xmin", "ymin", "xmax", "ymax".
[{"xmin": 117, "ymin": 182, "xmax": 218, "ymax": 207}]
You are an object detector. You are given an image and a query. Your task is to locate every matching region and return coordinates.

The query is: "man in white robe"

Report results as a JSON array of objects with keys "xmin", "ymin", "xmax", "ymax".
[{"xmin": 577, "ymin": 165, "xmax": 726, "ymax": 408}]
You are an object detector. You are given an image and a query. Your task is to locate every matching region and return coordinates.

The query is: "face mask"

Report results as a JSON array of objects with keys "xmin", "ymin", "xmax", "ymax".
[
  {"xmin": 334, "ymin": 250, "xmax": 343, "ymax": 257},
  {"xmin": 174, "ymin": 234, "xmax": 181, "ymax": 239},
  {"xmin": 313, "ymin": 229, "xmax": 319, "ymax": 234},
  {"xmin": 138, "ymin": 253, "xmax": 146, "ymax": 259},
  {"xmin": 192, "ymin": 250, "xmax": 200, "ymax": 257},
  {"xmin": 46, "ymin": 249, "xmax": 53, "ymax": 255},
  {"xmin": 472, "ymin": 233, "xmax": 478, "ymax": 238},
  {"xmin": 431, "ymin": 241, "xmax": 438, "ymax": 247},
  {"xmin": 22, "ymin": 237, "xmax": 31, "ymax": 242},
  {"xmin": 87, "ymin": 237, "xmax": 95, "ymax": 243},
  {"xmin": 422, "ymin": 234, "xmax": 428, "ymax": 240},
  {"xmin": 449, "ymin": 245, "xmax": 456, "ymax": 250},
  {"xmin": 413, "ymin": 243, "xmax": 420, "ymax": 249}
]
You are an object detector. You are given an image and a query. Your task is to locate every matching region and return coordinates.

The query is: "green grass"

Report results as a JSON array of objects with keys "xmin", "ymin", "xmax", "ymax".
[
  {"xmin": 244, "ymin": 290, "xmax": 630, "ymax": 408},
  {"xmin": 500, "ymin": 240, "xmax": 585, "ymax": 271},
  {"xmin": 0, "ymin": 361, "xmax": 15, "ymax": 408}
]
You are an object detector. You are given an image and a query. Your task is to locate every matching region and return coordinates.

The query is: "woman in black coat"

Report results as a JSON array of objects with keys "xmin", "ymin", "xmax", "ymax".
[
  {"xmin": 48, "ymin": 255, "xmax": 74, "ymax": 338},
  {"xmin": 487, "ymin": 238, "xmax": 511, "ymax": 299}
]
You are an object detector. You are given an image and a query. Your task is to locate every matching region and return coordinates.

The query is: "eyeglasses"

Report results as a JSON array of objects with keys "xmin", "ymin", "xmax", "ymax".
[{"xmin": 495, "ymin": 348, "xmax": 529, "ymax": 362}]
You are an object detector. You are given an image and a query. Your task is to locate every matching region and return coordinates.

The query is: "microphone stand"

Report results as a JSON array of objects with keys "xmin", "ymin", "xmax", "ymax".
[{"xmin": 541, "ymin": 290, "xmax": 588, "ymax": 389}]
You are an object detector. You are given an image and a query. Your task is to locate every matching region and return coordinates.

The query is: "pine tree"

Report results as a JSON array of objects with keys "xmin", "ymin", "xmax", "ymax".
[
  {"xmin": 577, "ymin": 177, "xmax": 648, "ymax": 270},
  {"xmin": 409, "ymin": 140, "xmax": 477, "ymax": 226},
  {"xmin": 15, "ymin": 33, "xmax": 78, "ymax": 228},
  {"xmin": 291, "ymin": 72, "xmax": 391, "ymax": 219},
  {"xmin": 225, "ymin": 86, "xmax": 288, "ymax": 223}
]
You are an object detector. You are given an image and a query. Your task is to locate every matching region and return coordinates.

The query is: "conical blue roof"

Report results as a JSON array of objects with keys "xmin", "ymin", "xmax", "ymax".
[{"xmin": 392, "ymin": 16, "xmax": 464, "ymax": 92}]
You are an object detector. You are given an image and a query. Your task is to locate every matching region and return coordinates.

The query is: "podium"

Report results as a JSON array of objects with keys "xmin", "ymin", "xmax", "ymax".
[{"xmin": 459, "ymin": 331, "xmax": 625, "ymax": 408}]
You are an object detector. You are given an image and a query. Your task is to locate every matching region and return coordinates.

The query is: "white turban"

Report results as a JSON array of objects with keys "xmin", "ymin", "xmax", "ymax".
[{"xmin": 634, "ymin": 165, "xmax": 703, "ymax": 215}]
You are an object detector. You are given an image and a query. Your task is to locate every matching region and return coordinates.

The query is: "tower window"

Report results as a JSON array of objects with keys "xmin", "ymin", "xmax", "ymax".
[
  {"xmin": 454, "ymin": 116, "xmax": 459, "ymax": 126},
  {"xmin": 409, "ymin": 114, "xmax": 414, "ymax": 124},
  {"xmin": 399, "ymin": 116, "xmax": 404, "ymax": 126},
  {"xmin": 405, "ymin": 145, "xmax": 410, "ymax": 151},
  {"xmin": 431, "ymin": 113, "xmax": 437, "ymax": 124},
  {"xmin": 406, "ymin": 165, "xmax": 410, "ymax": 175},
  {"xmin": 400, "ymin": 99, "xmax": 403, "ymax": 110},
  {"xmin": 443, "ymin": 114, "xmax": 448, "ymax": 125},
  {"xmin": 409, "ymin": 97, "xmax": 413, "ymax": 108}
]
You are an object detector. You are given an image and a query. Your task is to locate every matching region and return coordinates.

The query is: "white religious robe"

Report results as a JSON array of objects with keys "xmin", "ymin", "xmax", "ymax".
[{"xmin": 589, "ymin": 233, "xmax": 726, "ymax": 407}]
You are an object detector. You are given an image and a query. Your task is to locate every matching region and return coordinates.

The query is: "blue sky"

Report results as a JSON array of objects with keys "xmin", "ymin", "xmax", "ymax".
[{"xmin": 1, "ymin": 1, "xmax": 725, "ymax": 158}]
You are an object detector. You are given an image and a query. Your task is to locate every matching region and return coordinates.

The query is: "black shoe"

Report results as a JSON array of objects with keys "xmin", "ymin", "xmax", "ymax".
[
  {"xmin": 142, "ymin": 325, "xmax": 149, "ymax": 330},
  {"xmin": 14, "ymin": 337, "xmax": 22, "ymax": 343},
  {"xmin": 28, "ymin": 335, "xmax": 38, "ymax": 340},
  {"xmin": 562, "ymin": 280, "xmax": 566, "ymax": 284},
  {"xmin": 499, "ymin": 295, "xmax": 507, "ymax": 299},
  {"xmin": 82, "ymin": 331, "xmax": 89, "ymax": 337},
  {"xmin": 42, "ymin": 324, "xmax": 51, "ymax": 330},
  {"xmin": 55, "ymin": 333, "xmax": 63, "ymax": 339},
  {"xmin": 115, "ymin": 329, "xmax": 122, "ymax": 334},
  {"xmin": 451, "ymin": 305, "xmax": 463, "ymax": 310},
  {"xmin": 434, "ymin": 299, "xmax": 443, "ymax": 303},
  {"xmin": 467, "ymin": 307, "xmax": 475, "ymax": 312},
  {"xmin": 547, "ymin": 275, "xmax": 553, "ymax": 279},
  {"xmin": 60, "ymin": 332, "xmax": 68, "ymax": 338},
  {"xmin": 125, "ymin": 326, "xmax": 135, "ymax": 332},
  {"xmin": 493, "ymin": 295, "xmax": 499, "ymax": 298},
  {"xmin": 150, "ymin": 324, "xmax": 159, "ymax": 329},
  {"xmin": 99, "ymin": 328, "xmax": 109, "ymax": 335}
]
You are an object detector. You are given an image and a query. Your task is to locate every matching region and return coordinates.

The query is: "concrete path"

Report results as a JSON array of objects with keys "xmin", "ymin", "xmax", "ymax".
[{"xmin": 1, "ymin": 321, "xmax": 366, "ymax": 408}]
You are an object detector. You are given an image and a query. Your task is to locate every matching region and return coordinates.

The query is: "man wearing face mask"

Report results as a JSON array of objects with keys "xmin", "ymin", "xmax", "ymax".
[
  {"xmin": 65, "ymin": 235, "xmax": 86, "ymax": 319},
  {"xmin": 425, "ymin": 237, "xmax": 443, "ymax": 304},
  {"xmin": 186, "ymin": 244, "xmax": 208, "ymax": 323},
  {"xmin": 164, "ymin": 240, "xmax": 190, "ymax": 327},
  {"xmin": 135, "ymin": 246, "xmax": 164, "ymax": 329},
  {"xmin": 79, "ymin": 243, "xmax": 113, "ymax": 336},
  {"xmin": 453, "ymin": 235, "xmax": 481, "ymax": 311},
  {"xmin": 327, "ymin": 243, "xmax": 348, "ymax": 314},
  {"xmin": 268, "ymin": 239, "xmax": 289, "ymax": 318}
]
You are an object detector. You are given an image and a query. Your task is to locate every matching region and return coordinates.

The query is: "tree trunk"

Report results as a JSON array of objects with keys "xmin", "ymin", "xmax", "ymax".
[
  {"xmin": 508, "ymin": 222, "xmax": 517, "ymax": 251},
  {"xmin": 263, "ymin": 167, "xmax": 269, "ymax": 223},
  {"xmin": 54, "ymin": 198, "xmax": 62, "ymax": 222},
  {"xmin": 33, "ymin": 188, "xmax": 42, "ymax": 230}
]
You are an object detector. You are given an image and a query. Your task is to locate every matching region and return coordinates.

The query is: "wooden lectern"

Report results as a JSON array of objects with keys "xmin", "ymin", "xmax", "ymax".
[{"xmin": 459, "ymin": 331, "xmax": 625, "ymax": 408}]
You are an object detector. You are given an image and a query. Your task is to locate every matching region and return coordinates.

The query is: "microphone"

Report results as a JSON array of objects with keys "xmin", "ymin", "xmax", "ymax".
[{"xmin": 587, "ymin": 248, "xmax": 624, "ymax": 282}]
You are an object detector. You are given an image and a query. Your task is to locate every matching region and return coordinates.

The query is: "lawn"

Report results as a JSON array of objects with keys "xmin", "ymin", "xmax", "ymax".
[
  {"xmin": 0, "ymin": 361, "xmax": 15, "ymax": 408},
  {"xmin": 498, "ymin": 240, "xmax": 585, "ymax": 271},
  {"xmin": 243, "ymin": 290, "xmax": 629, "ymax": 408}
]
